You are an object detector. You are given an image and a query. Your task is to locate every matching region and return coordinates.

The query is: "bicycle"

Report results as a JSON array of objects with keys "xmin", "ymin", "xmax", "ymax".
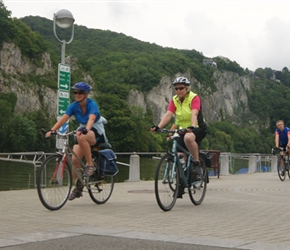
[
  {"xmin": 272, "ymin": 147, "xmax": 290, "ymax": 181},
  {"xmin": 154, "ymin": 128, "xmax": 208, "ymax": 211},
  {"xmin": 37, "ymin": 129, "xmax": 116, "ymax": 211}
]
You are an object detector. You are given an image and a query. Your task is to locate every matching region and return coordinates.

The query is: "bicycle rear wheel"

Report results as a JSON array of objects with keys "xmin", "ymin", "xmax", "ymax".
[
  {"xmin": 189, "ymin": 161, "xmax": 207, "ymax": 205},
  {"xmin": 277, "ymin": 158, "xmax": 286, "ymax": 181},
  {"xmin": 155, "ymin": 154, "xmax": 179, "ymax": 211},
  {"xmin": 37, "ymin": 154, "xmax": 72, "ymax": 210},
  {"xmin": 88, "ymin": 159, "xmax": 114, "ymax": 204}
]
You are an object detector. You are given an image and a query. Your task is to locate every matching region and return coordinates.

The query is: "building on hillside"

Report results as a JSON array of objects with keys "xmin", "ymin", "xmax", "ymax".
[{"xmin": 203, "ymin": 58, "xmax": 217, "ymax": 68}]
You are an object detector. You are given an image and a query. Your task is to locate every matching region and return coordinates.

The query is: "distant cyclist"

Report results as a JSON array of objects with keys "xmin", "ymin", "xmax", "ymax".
[{"xmin": 275, "ymin": 120, "xmax": 290, "ymax": 174}]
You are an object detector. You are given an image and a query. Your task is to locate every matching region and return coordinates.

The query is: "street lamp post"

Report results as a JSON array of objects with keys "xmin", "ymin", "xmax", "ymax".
[
  {"xmin": 53, "ymin": 9, "xmax": 75, "ymax": 64},
  {"xmin": 53, "ymin": 9, "xmax": 75, "ymax": 149}
]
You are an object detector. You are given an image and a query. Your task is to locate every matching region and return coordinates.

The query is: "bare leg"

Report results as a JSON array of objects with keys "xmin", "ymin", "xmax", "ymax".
[
  {"xmin": 280, "ymin": 151, "xmax": 286, "ymax": 167},
  {"xmin": 72, "ymin": 144, "xmax": 83, "ymax": 181},
  {"xmin": 75, "ymin": 130, "xmax": 96, "ymax": 166},
  {"xmin": 184, "ymin": 133, "xmax": 199, "ymax": 161}
]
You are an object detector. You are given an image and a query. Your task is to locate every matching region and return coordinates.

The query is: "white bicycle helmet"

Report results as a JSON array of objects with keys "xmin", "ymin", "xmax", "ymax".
[{"xmin": 172, "ymin": 77, "xmax": 190, "ymax": 86}]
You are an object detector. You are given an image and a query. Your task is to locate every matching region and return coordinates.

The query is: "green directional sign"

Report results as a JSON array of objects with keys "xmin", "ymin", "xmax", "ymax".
[
  {"xmin": 57, "ymin": 90, "xmax": 70, "ymax": 116},
  {"xmin": 58, "ymin": 63, "xmax": 71, "ymax": 91}
]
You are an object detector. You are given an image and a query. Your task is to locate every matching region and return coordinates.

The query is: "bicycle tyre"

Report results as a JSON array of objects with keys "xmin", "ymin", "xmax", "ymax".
[
  {"xmin": 37, "ymin": 154, "xmax": 72, "ymax": 211},
  {"xmin": 277, "ymin": 158, "xmax": 286, "ymax": 181},
  {"xmin": 287, "ymin": 164, "xmax": 290, "ymax": 179},
  {"xmin": 155, "ymin": 154, "xmax": 179, "ymax": 211},
  {"xmin": 189, "ymin": 161, "xmax": 207, "ymax": 205},
  {"xmin": 88, "ymin": 157, "xmax": 114, "ymax": 204}
]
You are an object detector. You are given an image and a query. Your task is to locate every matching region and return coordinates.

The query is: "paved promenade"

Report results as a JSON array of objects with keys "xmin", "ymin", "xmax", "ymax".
[{"xmin": 1, "ymin": 172, "xmax": 290, "ymax": 250}]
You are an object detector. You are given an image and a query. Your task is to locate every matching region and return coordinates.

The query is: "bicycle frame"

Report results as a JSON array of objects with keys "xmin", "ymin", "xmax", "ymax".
[
  {"xmin": 51, "ymin": 132, "xmax": 90, "ymax": 188},
  {"xmin": 167, "ymin": 130, "xmax": 194, "ymax": 187}
]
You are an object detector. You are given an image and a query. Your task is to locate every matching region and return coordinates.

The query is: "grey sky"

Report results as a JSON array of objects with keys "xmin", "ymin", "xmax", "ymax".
[{"xmin": 3, "ymin": 0, "xmax": 290, "ymax": 71}]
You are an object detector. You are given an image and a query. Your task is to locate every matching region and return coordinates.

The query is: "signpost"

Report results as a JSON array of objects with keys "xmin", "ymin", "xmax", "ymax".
[
  {"xmin": 57, "ymin": 91, "xmax": 70, "ymax": 116},
  {"xmin": 58, "ymin": 64, "xmax": 71, "ymax": 91},
  {"xmin": 56, "ymin": 63, "xmax": 71, "ymax": 149}
]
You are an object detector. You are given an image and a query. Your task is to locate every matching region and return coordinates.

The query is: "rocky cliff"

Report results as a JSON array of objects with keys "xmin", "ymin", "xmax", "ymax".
[
  {"xmin": 129, "ymin": 71, "xmax": 251, "ymax": 125},
  {"xmin": 0, "ymin": 42, "xmax": 56, "ymax": 114}
]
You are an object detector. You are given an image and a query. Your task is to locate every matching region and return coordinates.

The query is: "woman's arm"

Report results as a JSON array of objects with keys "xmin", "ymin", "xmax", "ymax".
[
  {"xmin": 86, "ymin": 114, "xmax": 96, "ymax": 130},
  {"xmin": 158, "ymin": 111, "xmax": 174, "ymax": 129}
]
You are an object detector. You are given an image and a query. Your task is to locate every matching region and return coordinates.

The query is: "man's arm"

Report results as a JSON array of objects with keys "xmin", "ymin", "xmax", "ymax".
[
  {"xmin": 287, "ymin": 130, "xmax": 290, "ymax": 148},
  {"xmin": 275, "ymin": 131, "xmax": 279, "ymax": 148}
]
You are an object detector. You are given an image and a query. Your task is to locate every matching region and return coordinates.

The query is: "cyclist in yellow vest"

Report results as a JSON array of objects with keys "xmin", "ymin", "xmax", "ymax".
[{"xmin": 151, "ymin": 76, "xmax": 207, "ymax": 171}]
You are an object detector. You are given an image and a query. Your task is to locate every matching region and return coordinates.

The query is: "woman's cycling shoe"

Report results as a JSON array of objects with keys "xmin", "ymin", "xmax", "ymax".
[{"xmin": 83, "ymin": 165, "xmax": 96, "ymax": 177}]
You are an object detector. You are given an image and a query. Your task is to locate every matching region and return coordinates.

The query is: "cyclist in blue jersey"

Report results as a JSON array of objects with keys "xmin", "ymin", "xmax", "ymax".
[
  {"xmin": 275, "ymin": 120, "xmax": 290, "ymax": 174},
  {"xmin": 45, "ymin": 82, "xmax": 107, "ymax": 200}
]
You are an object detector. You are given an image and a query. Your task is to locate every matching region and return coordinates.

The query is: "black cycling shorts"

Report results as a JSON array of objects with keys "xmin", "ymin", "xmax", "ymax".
[
  {"xmin": 176, "ymin": 127, "xmax": 207, "ymax": 152},
  {"xmin": 279, "ymin": 144, "xmax": 288, "ymax": 152},
  {"xmin": 75, "ymin": 127, "xmax": 105, "ymax": 146}
]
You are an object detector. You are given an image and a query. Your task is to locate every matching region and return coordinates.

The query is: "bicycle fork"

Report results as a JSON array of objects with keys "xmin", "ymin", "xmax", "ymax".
[
  {"xmin": 162, "ymin": 158, "xmax": 176, "ymax": 185},
  {"xmin": 50, "ymin": 154, "xmax": 67, "ymax": 186}
]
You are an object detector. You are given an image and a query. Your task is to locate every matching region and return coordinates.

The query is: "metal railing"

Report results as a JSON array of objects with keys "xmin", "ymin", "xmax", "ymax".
[{"xmin": 0, "ymin": 151, "xmax": 277, "ymax": 189}]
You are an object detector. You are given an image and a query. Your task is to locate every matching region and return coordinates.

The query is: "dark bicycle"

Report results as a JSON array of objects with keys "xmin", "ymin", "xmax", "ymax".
[
  {"xmin": 272, "ymin": 147, "xmax": 290, "ymax": 181},
  {"xmin": 154, "ymin": 128, "xmax": 208, "ymax": 211}
]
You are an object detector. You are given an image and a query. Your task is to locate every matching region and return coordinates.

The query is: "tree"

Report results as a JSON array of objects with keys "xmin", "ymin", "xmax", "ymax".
[
  {"xmin": 0, "ymin": 1, "xmax": 15, "ymax": 45},
  {"xmin": 6, "ymin": 113, "xmax": 37, "ymax": 152},
  {"xmin": 210, "ymin": 131, "xmax": 234, "ymax": 152},
  {"xmin": 26, "ymin": 110, "xmax": 55, "ymax": 152},
  {"xmin": 0, "ymin": 100, "xmax": 13, "ymax": 151}
]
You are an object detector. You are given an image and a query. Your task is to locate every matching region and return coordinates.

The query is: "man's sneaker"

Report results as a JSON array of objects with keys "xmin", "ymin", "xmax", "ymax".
[
  {"xmin": 69, "ymin": 179, "xmax": 83, "ymax": 201},
  {"xmin": 281, "ymin": 169, "xmax": 285, "ymax": 176}
]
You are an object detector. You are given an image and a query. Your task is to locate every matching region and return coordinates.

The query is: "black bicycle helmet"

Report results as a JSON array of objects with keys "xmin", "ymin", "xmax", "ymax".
[
  {"xmin": 172, "ymin": 77, "xmax": 190, "ymax": 86},
  {"xmin": 72, "ymin": 82, "xmax": 92, "ymax": 92}
]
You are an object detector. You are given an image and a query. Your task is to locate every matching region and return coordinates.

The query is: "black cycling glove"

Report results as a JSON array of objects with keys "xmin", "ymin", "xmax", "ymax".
[
  {"xmin": 151, "ymin": 125, "xmax": 160, "ymax": 131},
  {"xmin": 80, "ymin": 128, "xmax": 88, "ymax": 134},
  {"xmin": 187, "ymin": 126, "xmax": 195, "ymax": 132}
]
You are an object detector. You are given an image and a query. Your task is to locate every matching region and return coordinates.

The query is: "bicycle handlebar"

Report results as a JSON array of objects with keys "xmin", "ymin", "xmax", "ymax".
[
  {"xmin": 156, "ymin": 128, "xmax": 187, "ymax": 134},
  {"xmin": 41, "ymin": 128, "xmax": 75, "ymax": 138},
  {"xmin": 272, "ymin": 146, "xmax": 284, "ymax": 155},
  {"xmin": 155, "ymin": 128, "xmax": 189, "ymax": 140}
]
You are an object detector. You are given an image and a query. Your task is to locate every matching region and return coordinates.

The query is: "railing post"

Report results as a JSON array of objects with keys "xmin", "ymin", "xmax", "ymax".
[
  {"xmin": 220, "ymin": 153, "xmax": 230, "ymax": 175},
  {"xmin": 248, "ymin": 155, "xmax": 257, "ymax": 173},
  {"xmin": 127, "ymin": 153, "xmax": 140, "ymax": 181},
  {"xmin": 271, "ymin": 155, "xmax": 278, "ymax": 172}
]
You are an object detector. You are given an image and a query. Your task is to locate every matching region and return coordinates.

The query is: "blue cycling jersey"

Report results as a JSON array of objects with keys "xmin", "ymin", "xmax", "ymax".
[
  {"xmin": 275, "ymin": 126, "xmax": 290, "ymax": 145},
  {"xmin": 65, "ymin": 98, "xmax": 100, "ymax": 124}
]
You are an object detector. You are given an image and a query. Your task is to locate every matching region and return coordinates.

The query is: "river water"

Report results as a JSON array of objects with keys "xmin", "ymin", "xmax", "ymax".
[{"xmin": 0, "ymin": 155, "xmax": 159, "ymax": 191}]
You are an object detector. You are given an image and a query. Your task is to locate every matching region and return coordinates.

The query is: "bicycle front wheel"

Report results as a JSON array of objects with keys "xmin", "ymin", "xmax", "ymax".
[
  {"xmin": 189, "ymin": 161, "xmax": 207, "ymax": 205},
  {"xmin": 155, "ymin": 154, "xmax": 179, "ymax": 211},
  {"xmin": 37, "ymin": 154, "xmax": 72, "ymax": 211},
  {"xmin": 277, "ymin": 158, "xmax": 286, "ymax": 181}
]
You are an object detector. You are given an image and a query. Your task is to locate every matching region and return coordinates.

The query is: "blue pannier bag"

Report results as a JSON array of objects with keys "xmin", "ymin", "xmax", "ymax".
[{"xmin": 98, "ymin": 149, "xmax": 118, "ymax": 176}]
